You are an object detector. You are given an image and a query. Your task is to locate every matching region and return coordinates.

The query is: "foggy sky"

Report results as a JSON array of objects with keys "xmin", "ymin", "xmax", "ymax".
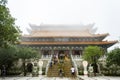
[{"xmin": 7, "ymin": 0, "xmax": 120, "ymax": 50}]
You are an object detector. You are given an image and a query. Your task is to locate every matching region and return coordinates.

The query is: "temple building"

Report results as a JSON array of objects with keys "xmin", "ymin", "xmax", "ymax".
[
  {"xmin": 20, "ymin": 24, "xmax": 117, "ymax": 76},
  {"xmin": 21, "ymin": 24, "xmax": 117, "ymax": 59}
]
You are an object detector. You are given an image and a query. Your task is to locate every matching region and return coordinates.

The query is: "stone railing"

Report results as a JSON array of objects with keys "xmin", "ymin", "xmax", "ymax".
[
  {"xmin": 70, "ymin": 54, "xmax": 78, "ymax": 75},
  {"xmin": 72, "ymin": 55, "xmax": 82, "ymax": 60},
  {"xmin": 41, "ymin": 55, "xmax": 52, "ymax": 59},
  {"xmin": 45, "ymin": 55, "xmax": 53, "ymax": 75}
]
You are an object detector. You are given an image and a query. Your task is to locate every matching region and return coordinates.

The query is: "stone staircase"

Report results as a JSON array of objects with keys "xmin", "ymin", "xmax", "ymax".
[
  {"xmin": 47, "ymin": 62, "xmax": 59, "ymax": 77},
  {"xmin": 47, "ymin": 57, "xmax": 76, "ymax": 77},
  {"xmin": 63, "ymin": 59, "xmax": 72, "ymax": 77}
]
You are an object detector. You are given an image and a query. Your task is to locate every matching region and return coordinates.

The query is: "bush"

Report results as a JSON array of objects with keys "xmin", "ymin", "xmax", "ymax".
[
  {"xmin": 42, "ymin": 67, "xmax": 46, "ymax": 75},
  {"xmin": 7, "ymin": 66, "xmax": 22, "ymax": 76},
  {"xmin": 78, "ymin": 67, "xmax": 83, "ymax": 75},
  {"xmin": 101, "ymin": 66, "xmax": 120, "ymax": 76}
]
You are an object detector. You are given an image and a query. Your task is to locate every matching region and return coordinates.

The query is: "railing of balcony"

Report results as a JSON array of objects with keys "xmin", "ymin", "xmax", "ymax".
[{"xmin": 72, "ymin": 55, "xmax": 83, "ymax": 60}]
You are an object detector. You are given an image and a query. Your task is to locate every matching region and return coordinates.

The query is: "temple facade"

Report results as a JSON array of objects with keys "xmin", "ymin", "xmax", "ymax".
[
  {"xmin": 21, "ymin": 24, "xmax": 117, "ymax": 59},
  {"xmin": 20, "ymin": 24, "xmax": 117, "ymax": 76}
]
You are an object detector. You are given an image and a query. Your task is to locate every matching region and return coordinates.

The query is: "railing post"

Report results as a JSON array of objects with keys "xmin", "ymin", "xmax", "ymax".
[
  {"xmin": 70, "ymin": 48, "xmax": 78, "ymax": 76},
  {"xmin": 45, "ymin": 48, "xmax": 54, "ymax": 75},
  {"xmin": 45, "ymin": 55, "xmax": 53, "ymax": 75}
]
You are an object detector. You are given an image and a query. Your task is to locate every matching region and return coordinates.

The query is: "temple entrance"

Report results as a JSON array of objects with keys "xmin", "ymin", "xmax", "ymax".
[
  {"xmin": 42, "ymin": 50, "xmax": 51, "ymax": 58},
  {"xmin": 58, "ymin": 50, "xmax": 65, "ymax": 59},
  {"xmin": 91, "ymin": 63, "xmax": 99, "ymax": 76},
  {"xmin": 72, "ymin": 50, "xmax": 82, "ymax": 55},
  {"xmin": 54, "ymin": 50, "xmax": 69, "ymax": 59},
  {"xmin": 72, "ymin": 50, "xmax": 82, "ymax": 58},
  {"xmin": 26, "ymin": 63, "xmax": 33, "ymax": 73}
]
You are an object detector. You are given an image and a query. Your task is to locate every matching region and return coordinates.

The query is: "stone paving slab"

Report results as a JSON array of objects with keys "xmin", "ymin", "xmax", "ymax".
[
  {"xmin": 0, "ymin": 77, "xmax": 77, "ymax": 80},
  {"xmin": 94, "ymin": 76, "xmax": 120, "ymax": 80},
  {"xmin": 78, "ymin": 76, "xmax": 120, "ymax": 80},
  {"xmin": 0, "ymin": 76, "xmax": 120, "ymax": 80}
]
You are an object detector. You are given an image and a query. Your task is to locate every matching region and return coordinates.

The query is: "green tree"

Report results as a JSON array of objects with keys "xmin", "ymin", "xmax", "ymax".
[
  {"xmin": 0, "ymin": 0, "xmax": 20, "ymax": 48},
  {"xmin": 106, "ymin": 48, "xmax": 120, "ymax": 66},
  {"xmin": 83, "ymin": 46, "xmax": 103, "ymax": 64},
  {"xmin": 17, "ymin": 47, "xmax": 40, "ymax": 76},
  {"xmin": 106, "ymin": 48, "xmax": 120, "ymax": 76},
  {"xmin": 0, "ymin": 45, "xmax": 18, "ymax": 73}
]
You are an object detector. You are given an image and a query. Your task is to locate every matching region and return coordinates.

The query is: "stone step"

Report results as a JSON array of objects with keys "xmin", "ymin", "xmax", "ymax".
[{"xmin": 47, "ymin": 57, "xmax": 76, "ymax": 77}]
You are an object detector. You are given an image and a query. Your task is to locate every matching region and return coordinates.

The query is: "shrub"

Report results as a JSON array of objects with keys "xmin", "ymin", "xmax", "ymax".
[{"xmin": 42, "ymin": 67, "xmax": 46, "ymax": 75}]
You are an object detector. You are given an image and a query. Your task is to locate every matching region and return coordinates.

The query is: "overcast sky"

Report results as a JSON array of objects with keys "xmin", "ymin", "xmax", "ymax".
[{"xmin": 7, "ymin": 0, "xmax": 120, "ymax": 50}]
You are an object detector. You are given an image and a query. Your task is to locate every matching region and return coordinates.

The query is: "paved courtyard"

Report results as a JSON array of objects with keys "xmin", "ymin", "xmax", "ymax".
[
  {"xmin": 0, "ymin": 77, "xmax": 77, "ymax": 80},
  {"xmin": 0, "ymin": 76, "xmax": 120, "ymax": 80},
  {"xmin": 78, "ymin": 76, "xmax": 120, "ymax": 80},
  {"xmin": 0, "ymin": 76, "xmax": 78, "ymax": 80}
]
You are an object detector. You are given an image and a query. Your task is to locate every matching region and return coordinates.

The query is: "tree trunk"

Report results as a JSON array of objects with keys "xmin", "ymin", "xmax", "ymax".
[
  {"xmin": 23, "ymin": 59, "xmax": 26, "ymax": 76},
  {"xmin": 97, "ymin": 63, "xmax": 101, "ymax": 74},
  {"xmin": 115, "ymin": 65, "xmax": 117, "ymax": 76}
]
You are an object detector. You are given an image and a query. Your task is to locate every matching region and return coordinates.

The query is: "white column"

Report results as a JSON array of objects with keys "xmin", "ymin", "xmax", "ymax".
[
  {"xmin": 82, "ymin": 61, "xmax": 88, "ymax": 77},
  {"xmin": 38, "ymin": 60, "xmax": 43, "ymax": 76}
]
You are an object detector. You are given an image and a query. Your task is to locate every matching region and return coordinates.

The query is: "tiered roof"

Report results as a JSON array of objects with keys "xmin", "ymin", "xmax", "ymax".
[
  {"xmin": 21, "ymin": 41, "xmax": 117, "ymax": 45},
  {"xmin": 21, "ymin": 24, "xmax": 118, "ymax": 47},
  {"xmin": 24, "ymin": 24, "xmax": 108, "ymax": 38},
  {"xmin": 23, "ymin": 30, "xmax": 109, "ymax": 38}
]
